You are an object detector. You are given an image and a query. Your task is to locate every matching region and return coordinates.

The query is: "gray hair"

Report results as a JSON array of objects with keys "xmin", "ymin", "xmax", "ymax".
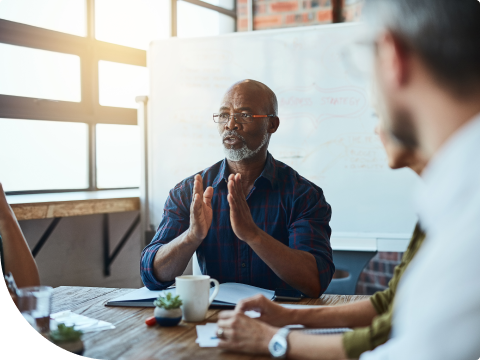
[{"xmin": 363, "ymin": 0, "xmax": 480, "ymax": 96}]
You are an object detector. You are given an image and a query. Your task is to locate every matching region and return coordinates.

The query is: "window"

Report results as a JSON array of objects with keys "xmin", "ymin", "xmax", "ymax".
[
  {"xmin": 201, "ymin": 0, "xmax": 235, "ymax": 11},
  {"xmin": 0, "ymin": 43, "xmax": 81, "ymax": 102},
  {"xmin": 0, "ymin": 0, "xmax": 236, "ymax": 194},
  {"xmin": 0, "ymin": 0, "xmax": 87, "ymax": 36},
  {"xmin": 178, "ymin": 1, "xmax": 235, "ymax": 38},
  {"xmin": 98, "ymin": 61, "xmax": 149, "ymax": 109},
  {"xmin": 95, "ymin": 0, "xmax": 170, "ymax": 50},
  {"xmin": 96, "ymin": 124, "xmax": 140, "ymax": 189},
  {"xmin": 0, "ymin": 119, "xmax": 88, "ymax": 191}
]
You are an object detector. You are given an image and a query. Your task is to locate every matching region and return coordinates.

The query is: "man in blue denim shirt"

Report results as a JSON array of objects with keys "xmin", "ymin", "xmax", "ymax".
[{"xmin": 141, "ymin": 80, "xmax": 333, "ymax": 297}]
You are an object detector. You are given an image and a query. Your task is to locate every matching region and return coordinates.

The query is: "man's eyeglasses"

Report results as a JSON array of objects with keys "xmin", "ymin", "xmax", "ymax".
[{"xmin": 213, "ymin": 113, "xmax": 275, "ymax": 124}]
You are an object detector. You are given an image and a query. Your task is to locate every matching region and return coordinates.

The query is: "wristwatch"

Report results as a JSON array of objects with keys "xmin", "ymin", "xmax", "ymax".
[{"xmin": 268, "ymin": 327, "xmax": 290, "ymax": 358}]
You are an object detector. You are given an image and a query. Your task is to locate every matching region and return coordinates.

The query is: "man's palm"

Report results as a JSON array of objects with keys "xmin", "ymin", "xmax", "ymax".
[
  {"xmin": 192, "ymin": 192, "xmax": 213, "ymax": 239},
  {"xmin": 189, "ymin": 175, "xmax": 214, "ymax": 241}
]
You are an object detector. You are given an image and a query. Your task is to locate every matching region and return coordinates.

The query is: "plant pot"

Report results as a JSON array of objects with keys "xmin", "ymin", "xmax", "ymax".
[
  {"xmin": 54, "ymin": 339, "xmax": 85, "ymax": 355},
  {"xmin": 154, "ymin": 307, "xmax": 182, "ymax": 327}
]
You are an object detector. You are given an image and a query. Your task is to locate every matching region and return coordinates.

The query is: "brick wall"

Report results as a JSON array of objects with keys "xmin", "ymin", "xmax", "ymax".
[
  {"xmin": 355, "ymin": 252, "xmax": 403, "ymax": 295},
  {"xmin": 237, "ymin": 0, "xmax": 364, "ymax": 31},
  {"xmin": 237, "ymin": 0, "xmax": 333, "ymax": 32}
]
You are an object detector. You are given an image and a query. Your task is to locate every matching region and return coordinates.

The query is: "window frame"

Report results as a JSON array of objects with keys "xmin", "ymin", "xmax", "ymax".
[{"xmin": 1, "ymin": 0, "xmax": 236, "ymax": 195}]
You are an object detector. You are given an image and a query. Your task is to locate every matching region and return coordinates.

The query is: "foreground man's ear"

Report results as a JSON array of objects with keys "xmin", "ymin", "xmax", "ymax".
[{"xmin": 376, "ymin": 31, "xmax": 412, "ymax": 93}]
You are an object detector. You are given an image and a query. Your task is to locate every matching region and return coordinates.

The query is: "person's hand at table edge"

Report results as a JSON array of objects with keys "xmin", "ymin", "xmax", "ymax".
[
  {"xmin": 227, "ymin": 173, "xmax": 263, "ymax": 243},
  {"xmin": 217, "ymin": 310, "xmax": 278, "ymax": 355},
  {"xmin": 218, "ymin": 306, "xmax": 350, "ymax": 360},
  {"xmin": 235, "ymin": 294, "xmax": 296, "ymax": 327},
  {"xmin": 186, "ymin": 174, "xmax": 214, "ymax": 243}
]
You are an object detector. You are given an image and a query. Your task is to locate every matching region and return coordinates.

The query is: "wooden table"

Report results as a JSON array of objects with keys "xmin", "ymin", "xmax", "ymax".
[{"xmin": 52, "ymin": 286, "xmax": 369, "ymax": 360}]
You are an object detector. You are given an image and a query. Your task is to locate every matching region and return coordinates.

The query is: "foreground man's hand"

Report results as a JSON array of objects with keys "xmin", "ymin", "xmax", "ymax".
[
  {"xmin": 235, "ymin": 294, "xmax": 294, "ymax": 327},
  {"xmin": 217, "ymin": 310, "xmax": 277, "ymax": 354},
  {"xmin": 227, "ymin": 173, "xmax": 261, "ymax": 242},
  {"xmin": 187, "ymin": 174, "xmax": 214, "ymax": 242}
]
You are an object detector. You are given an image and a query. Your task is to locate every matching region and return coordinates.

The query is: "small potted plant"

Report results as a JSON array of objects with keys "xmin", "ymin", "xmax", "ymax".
[
  {"xmin": 50, "ymin": 323, "xmax": 84, "ymax": 355},
  {"xmin": 153, "ymin": 292, "xmax": 183, "ymax": 327}
]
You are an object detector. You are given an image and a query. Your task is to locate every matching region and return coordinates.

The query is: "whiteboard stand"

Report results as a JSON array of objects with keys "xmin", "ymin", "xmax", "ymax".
[{"xmin": 136, "ymin": 95, "xmax": 156, "ymax": 246}]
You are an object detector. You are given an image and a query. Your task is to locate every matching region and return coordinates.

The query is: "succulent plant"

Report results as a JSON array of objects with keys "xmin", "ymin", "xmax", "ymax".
[
  {"xmin": 50, "ymin": 324, "xmax": 83, "ymax": 344},
  {"xmin": 153, "ymin": 292, "xmax": 182, "ymax": 309}
]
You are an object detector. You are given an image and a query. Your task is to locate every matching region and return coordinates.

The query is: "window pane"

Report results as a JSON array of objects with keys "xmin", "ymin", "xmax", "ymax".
[
  {"xmin": 96, "ymin": 124, "xmax": 140, "ymax": 189},
  {"xmin": 98, "ymin": 60, "xmax": 148, "ymax": 109},
  {"xmin": 95, "ymin": 0, "xmax": 170, "ymax": 50},
  {"xmin": 201, "ymin": 0, "xmax": 235, "ymax": 11},
  {"xmin": 178, "ymin": 1, "xmax": 235, "ymax": 38},
  {"xmin": 0, "ymin": 43, "xmax": 81, "ymax": 102},
  {"xmin": 0, "ymin": 119, "xmax": 88, "ymax": 192},
  {"xmin": 0, "ymin": 0, "xmax": 86, "ymax": 36}
]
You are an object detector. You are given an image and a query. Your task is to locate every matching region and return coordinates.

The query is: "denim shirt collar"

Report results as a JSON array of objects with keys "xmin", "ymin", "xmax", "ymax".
[{"xmin": 211, "ymin": 151, "xmax": 276, "ymax": 189}]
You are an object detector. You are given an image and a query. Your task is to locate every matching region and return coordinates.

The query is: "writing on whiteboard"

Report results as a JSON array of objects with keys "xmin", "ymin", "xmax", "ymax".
[{"xmin": 278, "ymin": 84, "xmax": 368, "ymax": 125}]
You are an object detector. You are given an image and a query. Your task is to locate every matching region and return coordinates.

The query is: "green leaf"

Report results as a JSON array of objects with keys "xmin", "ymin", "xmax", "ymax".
[
  {"xmin": 153, "ymin": 292, "xmax": 183, "ymax": 309},
  {"xmin": 50, "ymin": 324, "xmax": 83, "ymax": 344}
]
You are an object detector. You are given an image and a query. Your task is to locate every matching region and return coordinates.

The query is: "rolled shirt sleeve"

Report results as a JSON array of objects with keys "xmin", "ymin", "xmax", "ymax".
[
  {"xmin": 343, "ymin": 311, "xmax": 393, "ymax": 358},
  {"xmin": 140, "ymin": 181, "xmax": 192, "ymax": 290},
  {"xmin": 288, "ymin": 185, "xmax": 334, "ymax": 294}
]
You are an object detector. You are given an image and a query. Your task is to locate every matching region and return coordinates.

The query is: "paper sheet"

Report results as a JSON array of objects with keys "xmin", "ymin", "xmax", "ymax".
[
  {"xmin": 196, "ymin": 323, "xmax": 219, "ymax": 347},
  {"xmin": 107, "ymin": 287, "xmax": 175, "ymax": 303},
  {"xmin": 280, "ymin": 304, "xmax": 325, "ymax": 310},
  {"xmin": 50, "ymin": 310, "xmax": 115, "ymax": 333}
]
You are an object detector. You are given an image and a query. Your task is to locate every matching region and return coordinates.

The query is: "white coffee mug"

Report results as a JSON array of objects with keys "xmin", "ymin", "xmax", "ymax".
[{"xmin": 175, "ymin": 275, "xmax": 220, "ymax": 322}]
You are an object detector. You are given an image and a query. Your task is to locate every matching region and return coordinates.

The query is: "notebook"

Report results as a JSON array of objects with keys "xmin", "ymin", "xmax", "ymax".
[{"xmin": 105, "ymin": 282, "xmax": 275, "ymax": 308}]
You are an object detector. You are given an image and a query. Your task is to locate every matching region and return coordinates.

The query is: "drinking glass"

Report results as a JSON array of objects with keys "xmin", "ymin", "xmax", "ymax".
[{"xmin": 17, "ymin": 286, "xmax": 53, "ymax": 334}]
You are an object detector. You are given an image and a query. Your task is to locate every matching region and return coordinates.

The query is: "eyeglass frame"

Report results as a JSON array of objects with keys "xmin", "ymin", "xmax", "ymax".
[{"xmin": 213, "ymin": 113, "xmax": 276, "ymax": 124}]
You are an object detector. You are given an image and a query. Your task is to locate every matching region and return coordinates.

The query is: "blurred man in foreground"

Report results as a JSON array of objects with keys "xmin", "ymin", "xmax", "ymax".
[
  {"xmin": 360, "ymin": 1, "xmax": 480, "ymax": 359},
  {"xmin": 216, "ymin": 122, "xmax": 428, "ymax": 360},
  {"xmin": 218, "ymin": 1, "xmax": 480, "ymax": 359}
]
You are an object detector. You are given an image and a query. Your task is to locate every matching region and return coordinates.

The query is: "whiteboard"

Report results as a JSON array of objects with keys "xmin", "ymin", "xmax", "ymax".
[{"xmin": 147, "ymin": 23, "xmax": 419, "ymax": 250}]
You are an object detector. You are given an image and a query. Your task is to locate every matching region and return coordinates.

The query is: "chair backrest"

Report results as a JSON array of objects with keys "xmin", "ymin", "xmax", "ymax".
[{"xmin": 324, "ymin": 250, "xmax": 377, "ymax": 295}]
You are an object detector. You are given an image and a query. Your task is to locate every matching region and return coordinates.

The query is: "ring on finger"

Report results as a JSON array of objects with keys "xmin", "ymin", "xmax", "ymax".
[{"xmin": 216, "ymin": 327, "xmax": 225, "ymax": 339}]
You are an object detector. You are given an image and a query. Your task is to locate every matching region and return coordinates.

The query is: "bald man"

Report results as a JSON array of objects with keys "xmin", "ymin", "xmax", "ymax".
[{"xmin": 141, "ymin": 80, "xmax": 333, "ymax": 297}]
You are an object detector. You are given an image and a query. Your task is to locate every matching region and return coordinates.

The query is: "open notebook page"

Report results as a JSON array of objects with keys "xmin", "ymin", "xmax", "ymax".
[{"xmin": 107, "ymin": 283, "xmax": 275, "ymax": 306}]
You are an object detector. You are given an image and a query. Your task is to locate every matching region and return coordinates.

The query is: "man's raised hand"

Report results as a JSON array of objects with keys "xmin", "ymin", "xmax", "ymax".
[
  {"xmin": 227, "ymin": 173, "xmax": 261, "ymax": 243},
  {"xmin": 187, "ymin": 174, "xmax": 213, "ymax": 243}
]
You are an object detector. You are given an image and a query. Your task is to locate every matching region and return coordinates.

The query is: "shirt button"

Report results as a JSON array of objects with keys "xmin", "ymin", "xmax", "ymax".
[{"xmin": 241, "ymin": 263, "xmax": 246, "ymax": 268}]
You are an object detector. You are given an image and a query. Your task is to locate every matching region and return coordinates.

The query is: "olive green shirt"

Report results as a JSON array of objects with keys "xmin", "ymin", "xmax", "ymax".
[{"xmin": 342, "ymin": 224, "xmax": 426, "ymax": 359}]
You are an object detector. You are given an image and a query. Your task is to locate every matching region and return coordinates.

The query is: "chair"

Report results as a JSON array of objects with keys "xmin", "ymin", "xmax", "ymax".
[{"xmin": 324, "ymin": 250, "xmax": 377, "ymax": 295}]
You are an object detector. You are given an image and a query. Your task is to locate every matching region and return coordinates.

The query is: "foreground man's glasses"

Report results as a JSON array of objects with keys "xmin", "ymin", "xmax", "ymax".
[{"xmin": 213, "ymin": 113, "xmax": 275, "ymax": 124}]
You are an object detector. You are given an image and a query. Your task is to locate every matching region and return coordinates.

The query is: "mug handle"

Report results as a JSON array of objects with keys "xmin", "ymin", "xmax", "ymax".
[{"xmin": 208, "ymin": 279, "xmax": 220, "ymax": 305}]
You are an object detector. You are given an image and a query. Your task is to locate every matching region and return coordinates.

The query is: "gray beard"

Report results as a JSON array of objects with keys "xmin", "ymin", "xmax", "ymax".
[{"xmin": 222, "ymin": 130, "xmax": 269, "ymax": 161}]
